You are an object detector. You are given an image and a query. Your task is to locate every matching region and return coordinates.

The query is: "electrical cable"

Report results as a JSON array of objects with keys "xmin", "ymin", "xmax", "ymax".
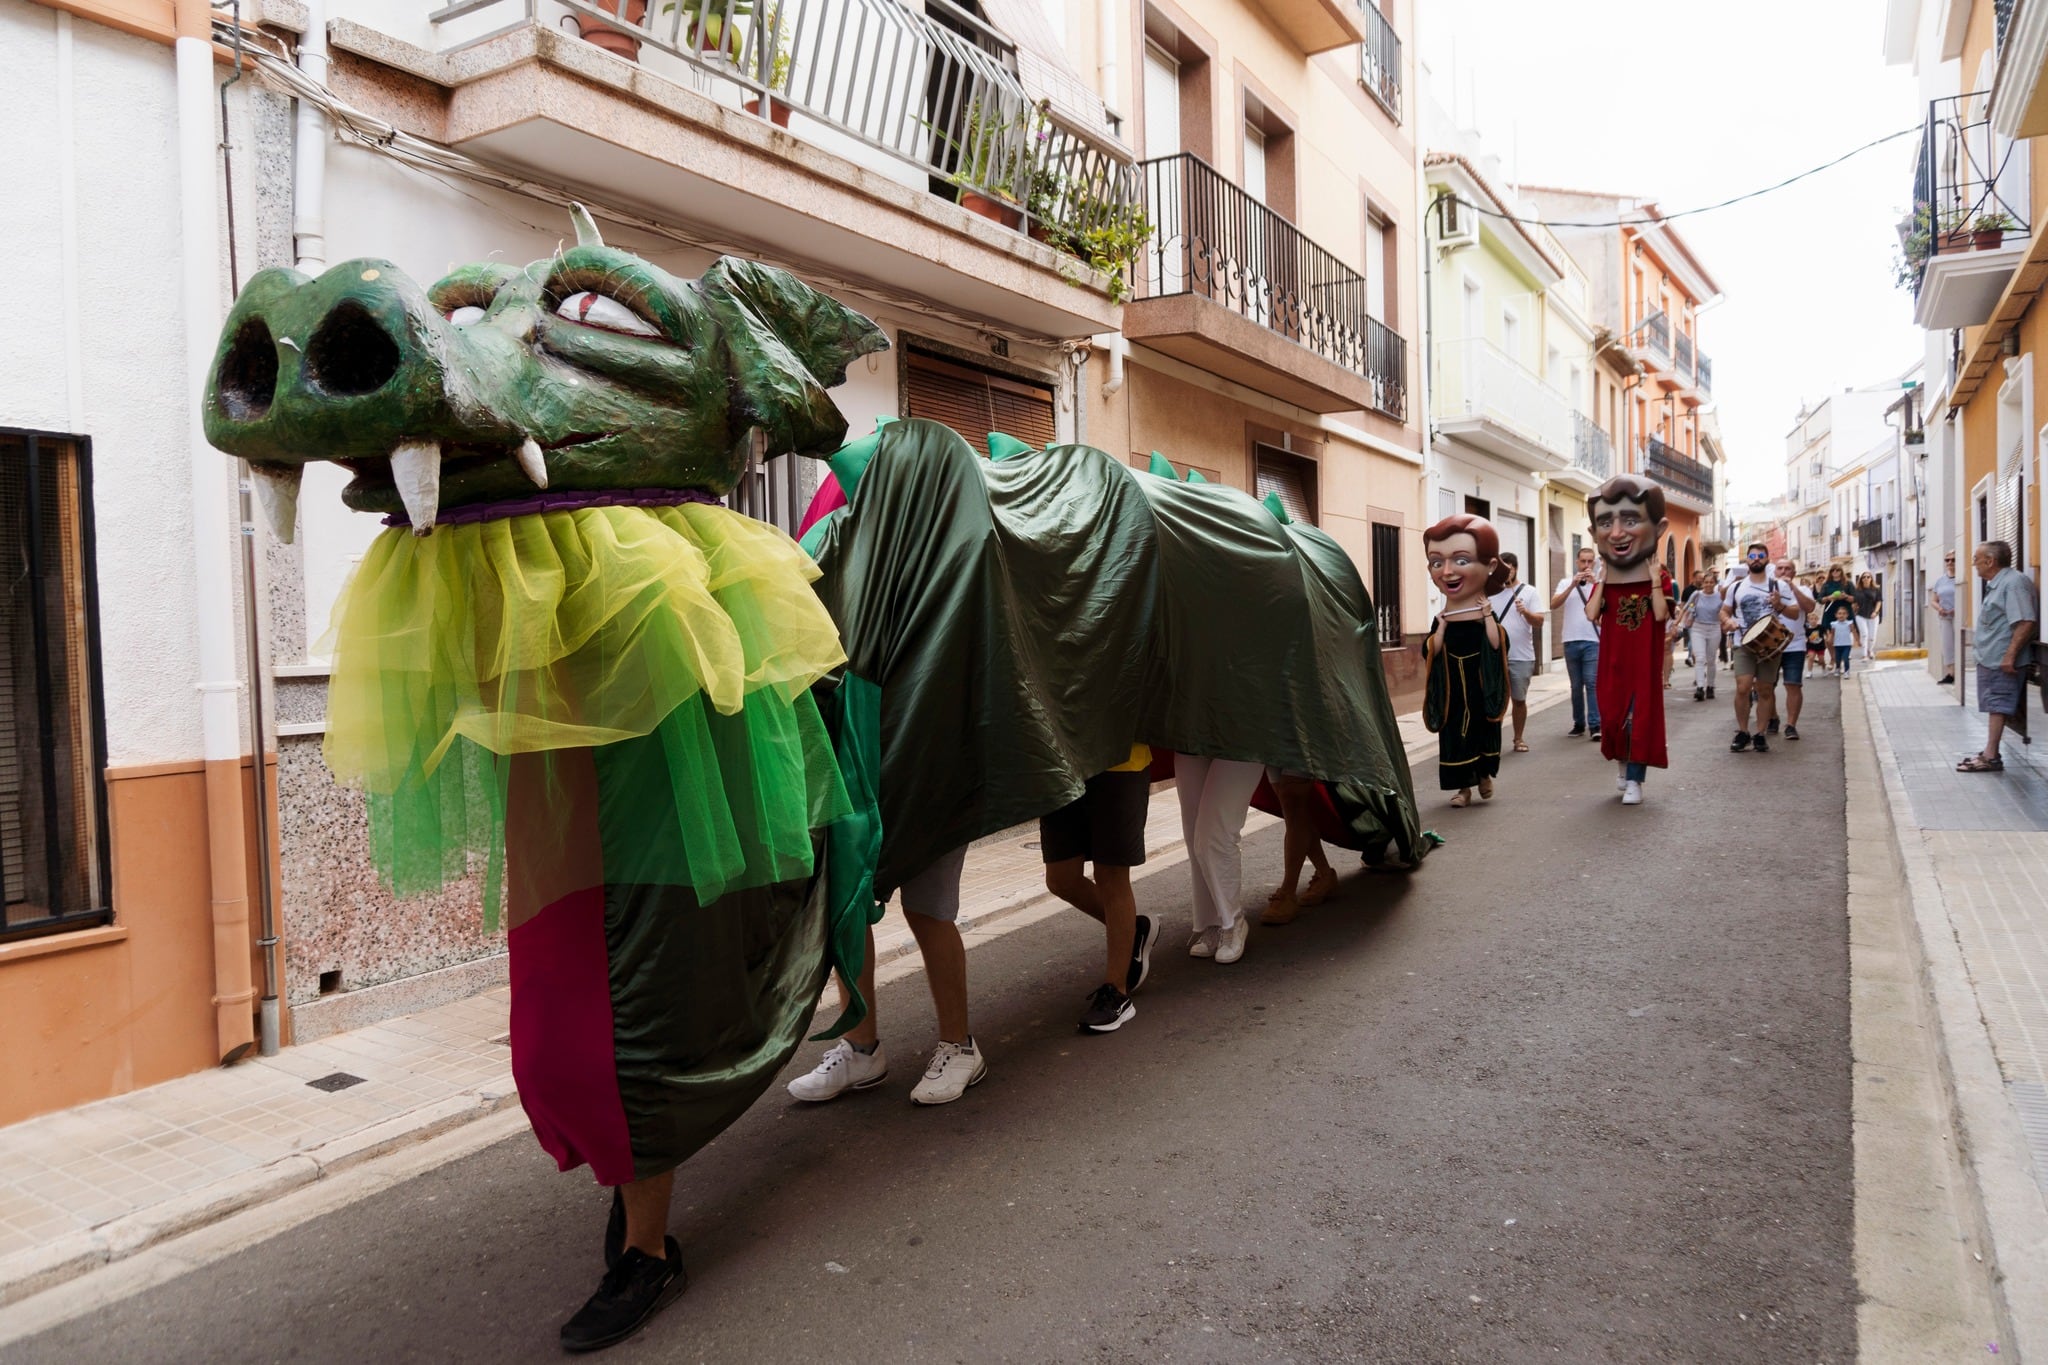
[{"xmin": 1448, "ymin": 125, "xmax": 1921, "ymax": 229}]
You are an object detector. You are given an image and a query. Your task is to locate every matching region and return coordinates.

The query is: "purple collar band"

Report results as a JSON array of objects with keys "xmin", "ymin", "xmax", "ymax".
[{"xmin": 383, "ymin": 486, "xmax": 724, "ymax": 529}]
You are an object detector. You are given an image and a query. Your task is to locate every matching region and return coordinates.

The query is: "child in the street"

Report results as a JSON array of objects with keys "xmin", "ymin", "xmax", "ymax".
[{"xmin": 1829, "ymin": 604, "xmax": 1860, "ymax": 675}]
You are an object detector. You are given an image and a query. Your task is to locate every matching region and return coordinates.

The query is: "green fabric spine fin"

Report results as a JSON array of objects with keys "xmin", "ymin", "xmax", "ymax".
[
  {"xmin": 987, "ymin": 431, "xmax": 1035, "ymax": 460},
  {"xmin": 1146, "ymin": 450, "xmax": 1179, "ymax": 479},
  {"xmin": 1263, "ymin": 491, "xmax": 1291, "ymax": 523}
]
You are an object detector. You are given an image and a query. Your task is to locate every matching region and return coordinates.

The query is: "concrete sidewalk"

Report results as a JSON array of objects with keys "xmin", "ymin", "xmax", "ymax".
[
  {"xmin": 0, "ymin": 670, "xmax": 1574, "ymax": 1311},
  {"xmin": 1858, "ymin": 662, "xmax": 2048, "ymax": 1359}
]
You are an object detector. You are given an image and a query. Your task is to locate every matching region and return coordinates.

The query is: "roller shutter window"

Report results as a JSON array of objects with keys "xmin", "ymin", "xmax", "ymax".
[
  {"xmin": 1254, "ymin": 446, "xmax": 1316, "ymax": 525},
  {"xmin": 904, "ymin": 350, "xmax": 1058, "ymax": 452}
]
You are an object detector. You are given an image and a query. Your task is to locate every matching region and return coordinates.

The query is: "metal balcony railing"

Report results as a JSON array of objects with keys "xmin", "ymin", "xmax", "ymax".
[
  {"xmin": 1433, "ymin": 339, "xmax": 1571, "ymax": 458},
  {"xmin": 1642, "ymin": 310, "xmax": 1670, "ymax": 359},
  {"xmin": 1571, "ymin": 411, "xmax": 1612, "ymax": 482},
  {"xmin": 1357, "ymin": 0, "xmax": 1401, "ymax": 120},
  {"xmin": 1674, "ymin": 330, "xmax": 1695, "ymax": 382},
  {"xmin": 1912, "ymin": 91, "xmax": 2030, "ymax": 285},
  {"xmin": 431, "ymin": 0, "xmax": 1139, "ymax": 243},
  {"xmin": 1856, "ymin": 513, "xmax": 1898, "ymax": 549},
  {"xmin": 1697, "ymin": 352, "xmax": 1713, "ymax": 394},
  {"xmin": 1645, "ymin": 436, "xmax": 1713, "ymax": 502},
  {"xmin": 1135, "ymin": 153, "xmax": 1407, "ymax": 419}
]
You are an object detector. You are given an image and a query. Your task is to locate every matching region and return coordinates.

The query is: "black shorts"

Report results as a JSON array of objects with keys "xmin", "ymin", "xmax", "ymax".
[{"xmin": 1039, "ymin": 770, "xmax": 1150, "ymax": 867}]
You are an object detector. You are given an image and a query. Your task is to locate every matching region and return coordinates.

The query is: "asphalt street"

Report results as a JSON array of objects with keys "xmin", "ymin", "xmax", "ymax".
[{"xmin": 12, "ymin": 669, "xmax": 1856, "ymax": 1364}]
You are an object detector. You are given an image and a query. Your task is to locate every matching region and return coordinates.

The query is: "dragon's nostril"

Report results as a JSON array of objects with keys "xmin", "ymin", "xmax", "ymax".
[
  {"xmin": 305, "ymin": 300, "xmax": 402, "ymax": 397},
  {"xmin": 217, "ymin": 318, "xmax": 280, "ymax": 421}
]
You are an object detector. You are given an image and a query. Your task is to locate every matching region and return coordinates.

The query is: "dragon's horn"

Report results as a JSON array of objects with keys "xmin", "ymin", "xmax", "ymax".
[{"xmin": 570, "ymin": 203, "xmax": 604, "ymax": 248}]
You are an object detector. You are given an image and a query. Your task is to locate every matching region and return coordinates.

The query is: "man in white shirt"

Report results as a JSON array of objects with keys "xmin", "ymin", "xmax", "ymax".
[
  {"xmin": 1488, "ymin": 551, "xmax": 1547, "ymax": 754},
  {"xmin": 1929, "ymin": 551, "xmax": 1958, "ymax": 685},
  {"xmin": 1549, "ymin": 546, "xmax": 1602, "ymax": 740},
  {"xmin": 1774, "ymin": 558, "xmax": 1818, "ymax": 741},
  {"xmin": 1720, "ymin": 544, "xmax": 1795, "ymax": 752}
]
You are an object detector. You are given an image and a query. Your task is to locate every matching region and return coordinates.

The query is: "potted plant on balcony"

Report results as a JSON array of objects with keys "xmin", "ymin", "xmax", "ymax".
[
  {"xmin": 1048, "ymin": 195, "xmax": 1153, "ymax": 304},
  {"xmin": 1892, "ymin": 208, "xmax": 1930, "ymax": 292},
  {"xmin": 571, "ymin": 0, "xmax": 651, "ymax": 60},
  {"xmin": 1938, "ymin": 208, "xmax": 1973, "ymax": 254},
  {"xmin": 1972, "ymin": 211, "xmax": 2017, "ymax": 250},
  {"xmin": 923, "ymin": 102, "xmax": 1027, "ymax": 229},
  {"xmin": 661, "ymin": 0, "xmax": 749, "ymax": 59},
  {"xmin": 741, "ymin": 12, "xmax": 793, "ymax": 127}
]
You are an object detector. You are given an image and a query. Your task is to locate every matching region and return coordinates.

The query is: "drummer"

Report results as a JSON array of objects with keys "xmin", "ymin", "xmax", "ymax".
[{"xmin": 1720, "ymin": 544, "xmax": 1810, "ymax": 754}]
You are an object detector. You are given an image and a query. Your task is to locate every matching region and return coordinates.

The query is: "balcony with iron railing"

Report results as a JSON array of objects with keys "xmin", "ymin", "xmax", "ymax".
[
  {"xmin": 1128, "ymin": 154, "xmax": 1406, "ymax": 417},
  {"xmin": 1856, "ymin": 513, "xmax": 1899, "ymax": 549},
  {"xmin": 348, "ymin": 0, "xmax": 1144, "ymax": 336},
  {"xmin": 1432, "ymin": 338, "xmax": 1571, "ymax": 471},
  {"xmin": 1697, "ymin": 353, "xmax": 1713, "ymax": 394},
  {"xmin": 1645, "ymin": 436, "xmax": 1714, "ymax": 508},
  {"xmin": 1563, "ymin": 410, "xmax": 1612, "ymax": 490},
  {"xmin": 1909, "ymin": 91, "xmax": 2031, "ymax": 328},
  {"xmin": 1674, "ymin": 329, "xmax": 1695, "ymax": 382},
  {"xmin": 1357, "ymin": 0, "xmax": 1402, "ymax": 120}
]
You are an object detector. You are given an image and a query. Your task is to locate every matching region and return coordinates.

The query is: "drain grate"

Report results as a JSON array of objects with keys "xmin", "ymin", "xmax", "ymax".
[{"xmin": 306, "ymin": 1072, "xmax": 367, "ymax": 1092}]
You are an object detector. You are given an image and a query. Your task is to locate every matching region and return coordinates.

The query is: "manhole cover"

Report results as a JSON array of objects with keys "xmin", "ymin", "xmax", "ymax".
[{"xmin": 306, "ymin": 1072, "xmax": 366, "ymax": 1092}]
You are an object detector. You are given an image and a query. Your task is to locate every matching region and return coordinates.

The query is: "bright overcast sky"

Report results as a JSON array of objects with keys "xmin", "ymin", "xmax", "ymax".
[{"xmin": 1421, "ymin": 0, "xmax": 1923, "ymax": 501}]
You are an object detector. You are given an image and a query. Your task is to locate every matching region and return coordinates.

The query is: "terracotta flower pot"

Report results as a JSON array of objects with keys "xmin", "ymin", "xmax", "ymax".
[
  {"xmin": 744, "ymin": 97, "xmax": 792, "ymax": 128},
  {"xmin": 1941, "ymin": 228, "xmax": 1972, "ymax": 253},
  {"xmin": 573, "ymin": 0, "xmax": 649, "ymax": 59},
  {"xmin": 1974, "ymin": 227, "xmax": 2007, "ymax": 250},
  {"xmin": 959, "ymin": 191, "xmax": 1023, "ymax": 231}
]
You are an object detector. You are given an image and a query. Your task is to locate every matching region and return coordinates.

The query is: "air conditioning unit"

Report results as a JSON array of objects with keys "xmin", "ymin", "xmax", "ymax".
[{"xmin": 1438, "ymin": 194, "xmax": 1479, "ymax": 249}]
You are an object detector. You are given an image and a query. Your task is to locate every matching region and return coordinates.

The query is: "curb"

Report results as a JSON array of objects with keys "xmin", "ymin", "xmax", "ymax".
[
  {"xmin": 1859, "ymin": 677, "xmax": 2048, "ymax": 1360},
  {"xmin": 0, "ymin": 1087, "xmax": 519, "ymax": 1309}
]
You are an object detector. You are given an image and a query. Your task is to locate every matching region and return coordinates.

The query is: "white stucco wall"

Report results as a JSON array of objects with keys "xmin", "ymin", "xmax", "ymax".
[{"xmin": 1, "ymin": 2, "xmax": 211, "ymax": 766}]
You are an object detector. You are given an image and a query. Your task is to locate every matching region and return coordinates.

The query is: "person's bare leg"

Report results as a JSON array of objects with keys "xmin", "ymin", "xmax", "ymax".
[
  {"xmin": 1983, "ymin": 711, "xmax": 2009, "ymax": 761},
  {"xmin": 904, "ymin": 911, "xmax": 969, "ymax": 1043},
  {"xmin": 1095, "ymin": 865, "xmax": 1136, "ymax": 990},
  {"xmin": 1733, "ymin": 676, "xmax": 1752, "ymax": 731},
  {"xmin": 1784, "ymin": 683, "xmax": 1803, "ymax": 727},
  {"xmin": 843, "ymin": 926, "xmax": 880, "ymax": 1051},
  {"xmin": 1046, "ymin": 857, "xmax": 1105, "ymax": 922},
  {"xmin": 1510, "ymin": 699, "xmax": 1528, "ymax": 746},
  {"xmin": 619, "ymin": 1170, "xmax": 675, "ymax": 1258}
]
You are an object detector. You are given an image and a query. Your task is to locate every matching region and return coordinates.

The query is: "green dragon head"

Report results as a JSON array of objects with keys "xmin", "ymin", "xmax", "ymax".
[{"xmin": 203, "ymin": 206, "xmax": 889, "ymax": 537}]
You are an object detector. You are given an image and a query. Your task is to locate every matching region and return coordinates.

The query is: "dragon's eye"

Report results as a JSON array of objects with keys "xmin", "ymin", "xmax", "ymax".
[
  {"xmin": 446, "ymin": 305, "xmax": 487, "ymax": 326},
  {"xmin": 555, "ymin": 291, "xmax": 662, "ymax": 338}
]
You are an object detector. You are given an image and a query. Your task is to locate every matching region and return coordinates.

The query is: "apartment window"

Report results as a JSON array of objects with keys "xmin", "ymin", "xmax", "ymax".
[
  {"xmin": 1143, "ymin": 41, "xmax": 1181, "ymax": 159},
  {"xmin": 1358, "ymin": 0, "xmax": 1401, "ymax": 120},
  {"xmin": 904, "ymin": 349, "xmax": 1058, "ymax": 450},
  {"xmin": 1241, "ymin": 94, "xmax": 1296, "ymax": 221},
  {"xmin": 1370, "ymin": 522, "xmax": 1403, "ymax": 646},
  {"xmin": 1461, "ymin": 278, "xmax": 1482, "ymax": 341},
  {"xmin": 1500, "ymin": 308, "xmax": 1520, "ymax": 362},
  {"xmin": 1254, "ymin": 446, "xmax": 1317, "ymax": 524},
  {"xmin": 1142, "ymin": 12, "xmax": 1213, "ymax": 162},
  {"xmin": 0, "ymin": 431, "xmax": 108, "ymax": 943},
  {"xmin": 1364, "ymin": 210, "xmax": 1389, "ymax": 323}
]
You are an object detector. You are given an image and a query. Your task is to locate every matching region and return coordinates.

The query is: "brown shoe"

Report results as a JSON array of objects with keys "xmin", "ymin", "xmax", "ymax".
[
  {"xmin": 1298, "ymin": 868, "xmax": 1338, "ymax": 906},
  {"xmin": 1260, "ymin": 891, "xmax": 1300, "ymax": 926}
]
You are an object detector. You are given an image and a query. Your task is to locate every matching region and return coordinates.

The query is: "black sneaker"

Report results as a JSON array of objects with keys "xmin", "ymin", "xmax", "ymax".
[
  {"xmin": 1588, "ymin": 727, "xmax": 1602, "ymax": 742},
  {"xmin": 1731, "ymin": 731, "xmax": 1751, "ymax": 752},
  {"xmin": 1567, "ymin": 726, "xmax": 1586, "ymax": 737},
  {"xmin": 1694, "ymin": 687, "xmax": 1704, "ymax": 702},
  {"xmin": 1079, "ymin": 983, "xmax": 1136, "ymax": 1033},
  {"xmin": 1784, "ymin": 725, "xmax": 1800, "ymax": 741},
  {"xmin": 1707, "ymin": 687, "xmax": 1716, "ymax": 700},
  {"xmin": 604, "ymin": 1187, "xmax": 624, "ymax": 1270},
  {"xmin": 561, "ymin": 1236, "xmax": 687, "ymax": 1353},
  {"xmin": 1767, "ymin": 717, "xmax": 1780, "ymax": 734},
  {"xmin": 1752, "ymin": 733, "xmax": 1769, "ymax": 753},
  {"xmin": 1126, "ymin": 915, "xmax": 1155, "ymax": 995}
]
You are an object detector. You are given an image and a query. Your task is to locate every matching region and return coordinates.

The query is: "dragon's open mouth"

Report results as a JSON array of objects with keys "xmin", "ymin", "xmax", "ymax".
[{"xmin": 316, "ymin": 432, "xmax": 621, "ymax": 535}]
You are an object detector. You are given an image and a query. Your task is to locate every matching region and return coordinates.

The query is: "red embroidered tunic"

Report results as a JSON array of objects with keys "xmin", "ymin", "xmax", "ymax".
[{"xmin": 1596, "ymin": 582, "xmax": 1668, "ymax": 769}]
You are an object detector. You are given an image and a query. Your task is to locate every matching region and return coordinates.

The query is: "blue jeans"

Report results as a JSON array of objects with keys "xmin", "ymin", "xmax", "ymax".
[
  {"xmin": 1624, "ymin": 761, "xmax": 1647, "ymax": 782},
  {"xmin": 1564, "ymin": 640, "xmax": 1602, "ymax": 730}
]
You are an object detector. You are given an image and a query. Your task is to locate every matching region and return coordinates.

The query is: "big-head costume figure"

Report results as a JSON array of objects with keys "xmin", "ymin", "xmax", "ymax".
[
  {"xmin": 202, "ymin": 206, "xmax": 888, "ymax": 1350},
  {"xmin": 1420, "ymin": 513, "xmax": 1509, "ymax": 807},
  {"xmin": 1583, "ymin": 474, "xmax": 1670, "ymax": 803}
]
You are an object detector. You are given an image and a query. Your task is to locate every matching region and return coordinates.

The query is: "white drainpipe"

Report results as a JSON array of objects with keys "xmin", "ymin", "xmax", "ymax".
[
  {"xmin": 1097, "ymin": 0, "xmax": 1120, "ymax": 128},
  {"xmin": 1098, "ymin": 332, "xmax": 1126, "ymax": 398},
  {"xmin": 177, "ymin": 0, "xmax": 258, "ymax": 1063},
  {"xmin": 294, "ymin": 0, "xmax": 328, "ymax": 273}
]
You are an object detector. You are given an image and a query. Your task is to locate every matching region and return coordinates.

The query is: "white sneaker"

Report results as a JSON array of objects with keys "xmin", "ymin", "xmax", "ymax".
[
  {"xmin": 1188, "ymin": 927, "xmax": 1219, "ymax": 959},
  {"xmin": 787, "ymin": 1039, "xmax": 888, "ymax": 1102},
  {"xmin": 909, "ymin": 1038, "xmax": 987, "ymax": 1106},
  {"xmin": 1621, "ymin": 780, "xmax": 1643, "ymax": 806},
  {"xmin": 1214, "ymin": 915, "xmax": 1252, "ymax": 964},
  {"xmin": 1615, "ymin": 763, "xmax": 1627, "ymax": 793}
]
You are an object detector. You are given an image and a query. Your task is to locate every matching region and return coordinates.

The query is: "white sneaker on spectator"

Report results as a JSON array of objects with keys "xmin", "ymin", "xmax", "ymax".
[
  {"xmin": 1215, "ymin": 914, "xmax": 1252, "ymax": 964},
  {"xmin": 786, "ymin": 1040, "xmax": 887, "ymax": 1102},
  {"xmin": 909, "ymin": 1039, "xmax": 987, "ymax": 1106},
  {"xmin": 1188, "ymin": 927, "xmax": 1219, "ymax": 958},
  {"xmin": 1622, "ymin": 780, "xmax": 1643, "ymax": 806}
]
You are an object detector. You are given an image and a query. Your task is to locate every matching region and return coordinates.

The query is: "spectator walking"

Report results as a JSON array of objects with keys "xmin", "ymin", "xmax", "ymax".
[
  {"xmin": 1931, "ymin": 552, "xmax": 1959, "ymax": 685},
  {"xmin": 1828, "ymin": 604, "xmax": 1861, "ymax": 675},
  {"xmin": 1679, "ymin": 571, "xmax": 1724, "ymax": 702},
  {"xmin": 1853, "ymin": 572, "xmax": 1883, "ymax": 660},
  {"xmin": 1260, "ymin": 772, "xmax": 1336, "ymax": 926},
  {"xmin": 1550, "ymin": 545, "xmax": 1602, "ymax": 741},
  {"xmin": 1178, "ymin": 755, "xmax": 1267, "ymax": 964},
  {"xmin": 1774, "ymin": 558, "xmax": 1817, "ymax": 739},
  {"xmin": 1488, "ymin": 551, "xmax": 1546, "ymax": 754},
  {"xmin": 1957, "ymin": 540, "xmax": 2039, "ymax": 773}
]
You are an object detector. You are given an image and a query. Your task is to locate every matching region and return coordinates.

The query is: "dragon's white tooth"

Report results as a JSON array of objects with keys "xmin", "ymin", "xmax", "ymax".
[
  {"xmin": 389, "ymin": 440, "xmax": 442, "ymax": 535},
  {"xmin": 515, "ymin": 437, "xmax": 549, "ymax": 489},
  {"xmin": 249, "ymin": 463, "xmax": 303, "ymax": 545}
]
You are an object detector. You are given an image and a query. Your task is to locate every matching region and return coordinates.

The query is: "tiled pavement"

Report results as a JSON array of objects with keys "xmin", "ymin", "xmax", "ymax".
[
  {"xmin": 1864, "ymin": 661, "xmax": 2048, "ymax": 1196},
  {"xmin": 0, "ymin": 670, "xmax": 1572, "ymax": 1305}
]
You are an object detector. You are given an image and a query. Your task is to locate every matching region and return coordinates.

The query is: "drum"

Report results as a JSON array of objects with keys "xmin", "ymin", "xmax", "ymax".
[{"xmin": 1741, "ymin": 615, "xmax": 1792, "ymax": 660}]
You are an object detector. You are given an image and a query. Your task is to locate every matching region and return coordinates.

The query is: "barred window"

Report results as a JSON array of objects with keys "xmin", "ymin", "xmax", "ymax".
[{"xmin": 0, "ymin": 431, "xmax": 109, "ymax": 942}]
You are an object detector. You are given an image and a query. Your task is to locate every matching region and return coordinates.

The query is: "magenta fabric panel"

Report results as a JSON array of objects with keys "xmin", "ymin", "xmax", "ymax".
[
  {"xmin": 508, "ymin": 886, "xmax": 636, "ymax": 1186},
  {"xmin": 796, "ymin": 473, "xmax": 847, "ymax": 537}
]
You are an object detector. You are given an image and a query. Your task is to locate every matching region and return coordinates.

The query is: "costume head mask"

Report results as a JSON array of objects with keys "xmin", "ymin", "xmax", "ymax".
[
  {"xmin": 1588, "ymin": 474, "xmax": 1668, "ymax": 576},
  {"xmin": 1423, "ymin": 512, "xmax": 1509, "ymax": 607}
]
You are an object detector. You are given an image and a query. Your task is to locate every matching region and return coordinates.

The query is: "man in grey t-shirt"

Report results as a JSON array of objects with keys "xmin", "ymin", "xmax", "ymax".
[
  {"xmin": 1960, "ymin": 540, "xmax": 2039, "ymax": 773},
  {"xmin": 1930, "ymin": 552, "xmax": 1958, "ymax": 684},
  {"xmin": 1488, "ymin": 552, "xmax": 1546, "ymax": 753}
]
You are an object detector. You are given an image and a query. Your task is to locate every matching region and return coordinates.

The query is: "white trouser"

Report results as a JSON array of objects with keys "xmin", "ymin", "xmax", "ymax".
[
  {"xmin": 1856, "ymin": 615, "xmax": 1877, "ymax": 658},
  {"xmin": 1691, "ymin": 623, "xmax": 1719, "ymax": 690},
  {"xmin": 1941, "ymin": 615, "xmax": 1955, "ymax": 668},
  {"xmin": 1174, "ymin": 755, "xmax": 1265, "ymax": 933}
]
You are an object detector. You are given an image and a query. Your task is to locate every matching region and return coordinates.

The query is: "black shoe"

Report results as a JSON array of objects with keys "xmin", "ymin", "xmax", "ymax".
[
  {"xmin": 1784, "ymin": 725, "xmax": 1800, "ymax": 741},
  {"xmin": 1127, "ymin": 915, "xmax": 1155, "ymax": 995},
  {"xmin": 1767, "ymin": 717, "xmax": 1779, "ymax": 735},
  {"xmin": 1940, "ymin": 674, "xmax": 1955, "ymax": 684},
  {"xmin": 1694, "ymin": 687, "xmax": 1705, "ymax": 702},
  {"xmin": 1079, "ymin": 983, "xmax": 1136, "ymax": 1033},
  {"xmin": 604, "ymin": 1187, "xmax": 624, "ymax": 1270},
  {"xmin": 1731, "ymin": 731, "xmax": 1752, "ymax": 752},
  {"xmin": 561, "ymin": 1237, "xmax": 687, "ymax": 1353},
  {"xmin": 1707, "ymin": 687, "xmax": 1716, "ymax": 700},
  {"xmin": 1752, "ymin": 734, "xmax": 1769, "ymax": 753},
  {"xmin": 1588, "ymin": 727, "xmax": 1602, "ymax": 742},
  {"xmin": 1567, "ymin": 726, "xmax": 1586, "ymax": 737}
]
